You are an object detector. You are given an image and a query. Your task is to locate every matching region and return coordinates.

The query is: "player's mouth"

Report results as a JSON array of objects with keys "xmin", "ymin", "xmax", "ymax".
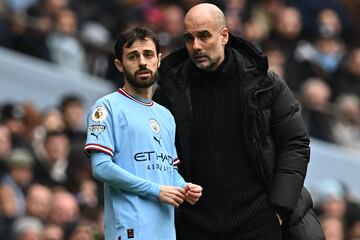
[{"xmin": 136, "ymin": 70, "xmax": 152, "ymax": 78}]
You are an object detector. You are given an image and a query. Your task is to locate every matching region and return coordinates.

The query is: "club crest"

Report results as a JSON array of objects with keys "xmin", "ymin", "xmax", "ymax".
[
  {"xmin": 149, "ymin": 118, "xmax": 160, "ymax": 133},
  {"xmin": 91, "ymin": 106, "xmax": 108, "ymax": 122}
]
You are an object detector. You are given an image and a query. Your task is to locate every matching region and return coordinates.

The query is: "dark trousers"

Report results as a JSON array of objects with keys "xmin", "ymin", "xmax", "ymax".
[{"xmin": 176, "ymin": 207, "xmax": 282, "ymax": 240}]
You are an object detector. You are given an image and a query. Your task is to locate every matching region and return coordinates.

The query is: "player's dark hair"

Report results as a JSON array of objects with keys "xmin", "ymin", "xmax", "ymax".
[{"xmin": 114, "ymin": 26, "xmax": 160, "ymax": 61}]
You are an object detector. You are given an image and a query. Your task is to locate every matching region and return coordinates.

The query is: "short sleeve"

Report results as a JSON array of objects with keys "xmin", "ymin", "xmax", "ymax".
[{"xmin": 84, "ymin": 99, "xmax": 115, "ymax": 157}]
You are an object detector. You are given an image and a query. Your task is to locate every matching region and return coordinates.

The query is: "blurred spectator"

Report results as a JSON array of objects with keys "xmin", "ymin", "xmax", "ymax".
[
  {"xmin": 332, "ymin": 94, "xmax": 360, "ymax": 151},
  {"xmin": 0, "ymin": 124, "xmax": 12, "ymax": 176},
  {"xmin": 272, "ymin": 6, "xmax": 303, "ymax": 42},
  {"xmin": 9, "ymin": 0, "xmax": 60, "ymax": 60},
  {"xmin": 6, "ymin": 0, "xmax": 38, "ymax": 13},
  {"xmin": 286, "ymin": 0, "xmax": 353, "ymax": 41},
  {"xmin": 49, "ymin": 189, "xmax": 79, "ymax": 229},
  {"xmin": 33, "ymin": 131, "xmax": 70, "ymax": 187},
  {"xmin": 20, "ymin": 102, "xmax": 41, "ymax": 145},
  {"xmin": 42, "ymin": 223, "xmax": 64, "ymax": 240},
  {"xmin": 331, "ymin": 47, "xmax": 360, "ymax": 99},
  {"xmin": 242, "ymin": 0, "xmax": 284, "ymax": 45},
  {"xmin": 1, "ymin": 148, "xmax": 35, "ymax": 217},
  {"xmin": 347, "ymin": 211, "xmax": 360, "ymax": 240},
  {"xmin": 29, "ymin": 0, "xmax": 69, "ymax": 17},
  {"xmin": 157, "ymin": 4, "xmax": 185, "ymax": 57},
  {"xmin": 317, "ymin": 8, "xmax": 343, "ymax": 39},
  {"xmin": 55, "ymin": 95, "xmax": 91, "ymax": 194},
  {"xmin": 75, "ymin": 179, "xmax": 98, "ymax": 208},
  {"xmin": 268, "ymin": 6, "xmax": 308, "ymax": 91},
  {"xmin": 66, "ymin": 143, "xmax": 93, "ymax": 195},
  {"xmin": 263, "ymin": 42, "xmax": 286, "ymax": 79},
  {"xmin": 47, "ymin": 8, "xmax": 87, "ymax": 72},
  {"xmin": 0, "ymin": 148, "xmax": 34, "ymax": 239},
  {"xmin": 38, "ymin": 108, "xmax": 65, "ymax": 133},
  {"xmin": 299, "ymin": 77, "xmax": 335, "ymax": 142},
  {"xmin": 31, "ymin": 108, "xmax": 65, "ymax": 162},
  {"xmin": 0, "ymin": 184, "xmax": 19, "ymax": 218},
  {"xmin": 97, "ymin": 209, "xmax": 104, "ymax": 238},
  {"xmin": 59, "ymin": 95, "xmax": 86, "ymax": 143},
  {"xmin": 340, "ymin": 0, "xmax": 360, "ymax": 47},
  {"xmin": 25, "ymin": 183, "xmax": 53, "ymax": 222},
  {"xmin": 223, "ymin": 0, "xmax": 246, "ymax": 36},
  {"xmin": 295, "ymin": 9, "xmax": 346, "ymax": 82},
  {"xmin": 310, "ymin": 179, "xmax": 360, "ymax": 239},
  {"xmin": 0, "ymin": 103, "xmax": 27, "ymax": 148},
  {"xmin": 12, "ymin": 216, "xmax": 44, "ymax": 240},
  {"xmin": 310, "ymin": 179, "xmax": 348, "ymax": 218},
  {"xmin": 162, "ymin": 5, "xmax": 184, "ymax": 39},
  {"xmin": 241, "ymin": 18, "xmax": 267, "ymax": 46},
  {"xmin": 0, "ymin": 11, "xmax": 13, "ymax": 49},
  {"xmin": 319, "ymin": 214, "xmax": 345, "ymax": 240},
  {"xmin": 80, "ymin": 21, "xmax": 111, "ymax": 77},
  {"xmin": 65, "ymin": 220, "xmax": 98, "ymax": 240},
  {"xmin": 0, "ymin": 184, "xmax": 18, "ymax": 238}
]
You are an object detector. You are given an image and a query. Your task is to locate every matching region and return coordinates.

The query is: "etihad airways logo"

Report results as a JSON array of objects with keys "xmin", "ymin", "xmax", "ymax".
[
  {"xmin": 134, "ymin": 151, "xmax": 174, "ymax": 165},
  {"xmin": 134, "ymin": 151, "xmax": 173, "ymax": 173}
]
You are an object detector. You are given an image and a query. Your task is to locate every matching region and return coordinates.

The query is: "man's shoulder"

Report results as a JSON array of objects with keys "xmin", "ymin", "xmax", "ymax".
[
  {"xmin": 90, "ymin": 90, "xmax": 123, "ymax": 110},
  {"xmin": 160, "ymin": 48, "xmax": 188, "ymax": 73}
]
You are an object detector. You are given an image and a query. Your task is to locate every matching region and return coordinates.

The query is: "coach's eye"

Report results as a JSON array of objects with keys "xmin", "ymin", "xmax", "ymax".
[
  {"xmin": 199, "ymin": 32, "xmax": 211, "ymax": 41},
  {"xmin": 184, "ymin": 35, "xmax": 194, "ymax": 43}
]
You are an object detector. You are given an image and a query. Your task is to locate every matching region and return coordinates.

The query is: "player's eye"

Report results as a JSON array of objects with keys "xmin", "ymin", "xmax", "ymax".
[
  {"xmin": 143, "ymin": 51, "xmax": 155, "ymax": 59},
  {"xmin": 127, "ymin": 53, "xmax": 139, "ymax": 61}
]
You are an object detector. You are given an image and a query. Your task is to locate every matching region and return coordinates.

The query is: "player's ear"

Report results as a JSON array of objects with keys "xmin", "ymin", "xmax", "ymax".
[
  {"xmin": 114, "ymin": 58, "xmax": 124, "ymax": 72},
  {"xmin": 157, "ymin": 53, "xmax": 161, "ymax": 68}
]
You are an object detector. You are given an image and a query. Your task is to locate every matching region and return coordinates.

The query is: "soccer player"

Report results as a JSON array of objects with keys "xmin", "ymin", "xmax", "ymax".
[{"xmin": 84, "ymin": 26, "xmax": 202, "ymax": 240}]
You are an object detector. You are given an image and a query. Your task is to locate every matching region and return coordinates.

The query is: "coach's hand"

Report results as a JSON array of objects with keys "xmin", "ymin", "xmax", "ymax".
[{"xmin": 159, "ymin": 186, "xmax": 186, "ymax": 207}]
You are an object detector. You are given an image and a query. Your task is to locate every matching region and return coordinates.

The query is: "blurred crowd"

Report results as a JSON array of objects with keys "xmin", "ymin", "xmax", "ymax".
[
  {"xmin": 1, "ymin": 0, "xmax": 360, "ymax": 239},
  {"xmin": 0, "ymin": 95, "xmax": 102, "ymax": 240}
]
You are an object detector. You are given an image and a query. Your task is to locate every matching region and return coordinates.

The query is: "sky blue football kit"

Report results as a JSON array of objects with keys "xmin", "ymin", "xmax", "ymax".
[{"xmin": 85, "ymin": 88, "xmax": 186, "ymax": 240}]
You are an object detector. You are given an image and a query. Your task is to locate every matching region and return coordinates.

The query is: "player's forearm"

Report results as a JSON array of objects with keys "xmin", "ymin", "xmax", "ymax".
[
  {"xmin": 173, "ymin": 168, "xmax": 186, "ymax": 188},
  {"xmin": 90, "ymin": 151, "xmax": 160, "ymax": 198}
]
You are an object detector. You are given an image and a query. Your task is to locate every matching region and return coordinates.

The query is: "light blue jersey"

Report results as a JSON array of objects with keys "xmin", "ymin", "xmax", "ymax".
[{"xmin": 85, "ymin": 88, "xmax": 186, "ymax": 240}]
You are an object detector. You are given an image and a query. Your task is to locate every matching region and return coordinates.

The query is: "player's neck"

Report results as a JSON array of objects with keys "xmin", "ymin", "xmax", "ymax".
[{"xmin": 122, "ymin": 83, "xmax": 153, "ymax": 100}]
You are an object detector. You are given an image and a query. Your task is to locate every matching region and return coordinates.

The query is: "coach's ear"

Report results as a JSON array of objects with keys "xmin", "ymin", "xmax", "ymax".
[{"xmin": 114, "ymin": 59, "xmax": 124, "ymax": 72}]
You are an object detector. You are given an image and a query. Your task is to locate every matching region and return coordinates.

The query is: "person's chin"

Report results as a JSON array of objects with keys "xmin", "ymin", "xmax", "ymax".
[
  {"xmin": 137, "ymin": 79, "xmax": 154, "ymax": 88},
  {"xmin": 136, "ymin": 76, "xmax": 151, "ymax": 82},
  {"xmin": 196, "ymin": 62, "xmax": 210, "ymax": 70}
]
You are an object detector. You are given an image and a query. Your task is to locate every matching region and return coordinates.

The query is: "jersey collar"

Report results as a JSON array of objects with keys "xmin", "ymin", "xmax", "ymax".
[{"xmin": 117, "ymin": 88, "xmax": 154, "ymax": 106}]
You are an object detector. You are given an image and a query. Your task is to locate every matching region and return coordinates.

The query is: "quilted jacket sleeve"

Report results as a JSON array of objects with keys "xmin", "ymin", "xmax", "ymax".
[{"xmin": 268, "ymin": 71, "xmax": 310, "ymax": 214}]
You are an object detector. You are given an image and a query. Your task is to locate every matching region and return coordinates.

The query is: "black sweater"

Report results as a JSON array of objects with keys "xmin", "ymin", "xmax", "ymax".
[{"xmin": 183, "ymin": 49, "xmax": 269, "ymax": 232}]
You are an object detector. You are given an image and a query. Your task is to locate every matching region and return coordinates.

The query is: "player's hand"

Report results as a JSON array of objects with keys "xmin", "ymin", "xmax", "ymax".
[
  {"xmin": 159, "ymin": 186, "xmax": 186, "ymax": 207},
  {"xmin": 183, "ymin": 183, "xmax": 202, "ymax": 205}
]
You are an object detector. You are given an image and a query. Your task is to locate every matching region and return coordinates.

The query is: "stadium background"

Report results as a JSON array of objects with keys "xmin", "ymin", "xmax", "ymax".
[{"xmin": 1, "ymin": 0, "xmax": 360, "ymax": 239}]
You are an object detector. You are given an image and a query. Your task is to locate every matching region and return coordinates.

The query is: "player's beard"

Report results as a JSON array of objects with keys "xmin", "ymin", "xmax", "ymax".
[{"xmin": 123, "ymin": 66, "xmax": 158, "ymax": 89}]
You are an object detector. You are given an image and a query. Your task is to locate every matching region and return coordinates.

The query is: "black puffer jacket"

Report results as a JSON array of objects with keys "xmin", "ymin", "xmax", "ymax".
[{"xmin": 153, "ymin": 34, "xmax": 324, "ymax": 240}]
